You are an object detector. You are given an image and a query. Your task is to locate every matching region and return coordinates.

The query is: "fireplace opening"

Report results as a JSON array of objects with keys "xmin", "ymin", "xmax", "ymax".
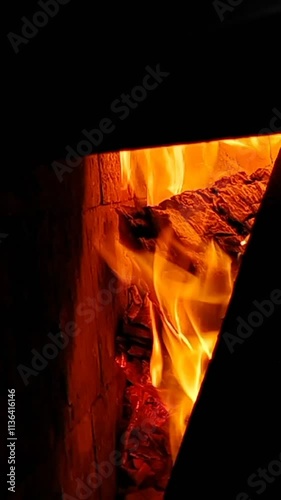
[
  {"xmin": 8, "ymin": 133, "xmax": 281, "ymax": 499},
  {"xmin": 93, "ymin": 135, "xmax": 281, "ymax": 499}
]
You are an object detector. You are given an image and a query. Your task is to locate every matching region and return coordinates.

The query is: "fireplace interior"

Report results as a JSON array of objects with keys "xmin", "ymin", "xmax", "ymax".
[
  {"xmin": 4, "ymin": 131, "xmax": 281, "ymax": 499},
  {"xmin": 4, "ymin": 1, "xmax": 281, "ymax": 498}
]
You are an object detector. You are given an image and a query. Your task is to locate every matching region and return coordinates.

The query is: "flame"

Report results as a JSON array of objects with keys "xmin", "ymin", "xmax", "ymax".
[
  {"xmin": 121, "ymin": 146, "xmax": 186, "ymax": 205},
  {"xmin": 150, "ymin": 300, "xmax": 163, "ymax": 387},
  {"xmin": 103, "ymin": 134, "xmax": 280, "ymax": 463},
  {"xmin": 149, "ymin": 233, "xmax": 232, "ymax": 460},
  {"xmin": 101, "ymin": 229, "xmax": 233, "ymax": 461},
  {"xmin": 120, "ymin": 134, "xmax": 281, "ymax": 203}
]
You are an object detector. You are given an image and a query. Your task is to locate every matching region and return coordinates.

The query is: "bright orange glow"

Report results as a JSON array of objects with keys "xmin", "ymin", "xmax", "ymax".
[
  {"xmin": 103, "ymin": 134, "xmax": 280, "ymax": 464},
  {"xmin": 120, "ymin": 134, "xmax": 281, "ymax": 204},
  {"xmin": 149, "ymin": 234, "xmax": 232, "ymax": 460},
  {"xmin": 150, "ymin": 300, "xmax": 163, "ymax": 387}
]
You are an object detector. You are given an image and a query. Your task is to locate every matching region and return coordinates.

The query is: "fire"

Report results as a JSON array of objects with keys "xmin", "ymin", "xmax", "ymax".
[
  {"xmin": 100, "ymin": 228, "xmax": 233, "ymax": 461},
  {"xmin": 103, "ymin": 133, "xmax": 280, "ymax": 466},
  {"xmin": 150, "ymin": 300, "xmax": 163, "ymax": 387},
  {"xmin": 120, "ymin": 134, "xmax": 281, "ymax": 204},
  {"xmin": 148, "ymin": 233, "xmax": 232, "ymax": 460},
  {"xmin": 120, "ymin": 146, "xmax": 186, "ymax": 205}
]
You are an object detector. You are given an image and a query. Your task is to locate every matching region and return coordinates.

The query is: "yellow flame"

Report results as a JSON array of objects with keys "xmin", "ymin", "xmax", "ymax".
[
  {"xmin": 120, "ymin": 145, "xmax": 186, "ymax": 205},
  {"xmin": 101, "ymin": 134, "xmax": 280, "ymax": 463},
  {"xmin": 120, "ymin": 134, "xmax": 281, "ymax": 203},
  {"xmin": 148, "ymin": 234, "xmax": 232, "ymax": 460},
  {"xmin": 150, "ymin": 301, "xmax": 163, "ymax": 387},
  {"xmin": 97, "ymin": 229, "xmax": 234, "ymax": 461}
]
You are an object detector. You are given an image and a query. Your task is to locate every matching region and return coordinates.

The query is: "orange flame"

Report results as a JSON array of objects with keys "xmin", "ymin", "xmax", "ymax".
[
  {"xmin": 120, "ymin": 134, "xmax": 281, "ymax": 204},
  {"xmin": 103, "ymin": 134, "xmax": 280, "ymax": 463},
  {"xmin": 150, "ymin": 300, "xmax": 163, "ymax": 387},
  {"xmin": 149, "ymin": 233, "xmax": 232, "ymax": 460}
]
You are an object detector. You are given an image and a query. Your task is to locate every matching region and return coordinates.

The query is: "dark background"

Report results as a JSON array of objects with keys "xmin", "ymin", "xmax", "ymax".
[{"xmin": 3, "ymin": 0, "xmax": 281, "ymax": 174}]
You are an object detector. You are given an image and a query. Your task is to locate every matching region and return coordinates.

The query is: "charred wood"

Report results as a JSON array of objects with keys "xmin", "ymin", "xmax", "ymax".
[{"xmin": 117, "ymin": 168, "xmax": 270, "ymax": 274}]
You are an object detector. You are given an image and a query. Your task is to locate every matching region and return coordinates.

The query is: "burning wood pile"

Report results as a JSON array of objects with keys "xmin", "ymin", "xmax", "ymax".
[
  {"xmin": 116, "ymin": 285, "xmax": 172, "ymax": 499},
  {"xmin": 117, "ymin": 168, "xmax": 270, "ymax": 276},
  {"xmin": 114, "ymin": 167, "xmax": 271, "ymax": 499}
]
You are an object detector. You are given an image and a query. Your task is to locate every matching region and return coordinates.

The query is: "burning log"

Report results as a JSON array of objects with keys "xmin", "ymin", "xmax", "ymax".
[
  {"xmin": 116, "ymin": 284, "xmax": 172, "ymax": 497},
  {"xmin": 116, "ymin": 354, "xmax": 172, "ymax": 497},
  {"xmin": 116, "ymin": 168, "xmax": 272, "ymax": 497},
  {"xmin": 125, "ymin": 285, "xmax": 152, "ymax": 331},
  {"xmin": 117, "ymin": 168, "xmax": 270, "ymax": 274},
  {"xmin": 116, "ymin": 285, "xmax": 153, "ymax": 357}
]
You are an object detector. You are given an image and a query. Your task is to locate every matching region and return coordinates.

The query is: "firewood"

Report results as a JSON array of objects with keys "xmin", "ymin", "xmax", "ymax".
[
  {"xmin": 117, "ymin": 168, "xmax": 270, "ymax": 274},
  {"xmin": 125, "ymin": 286, "xmax": 152, "ymax": 330},
  {"xmin": 117, "ymin": 168, "xmax": 271, "ymax": 497}
]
